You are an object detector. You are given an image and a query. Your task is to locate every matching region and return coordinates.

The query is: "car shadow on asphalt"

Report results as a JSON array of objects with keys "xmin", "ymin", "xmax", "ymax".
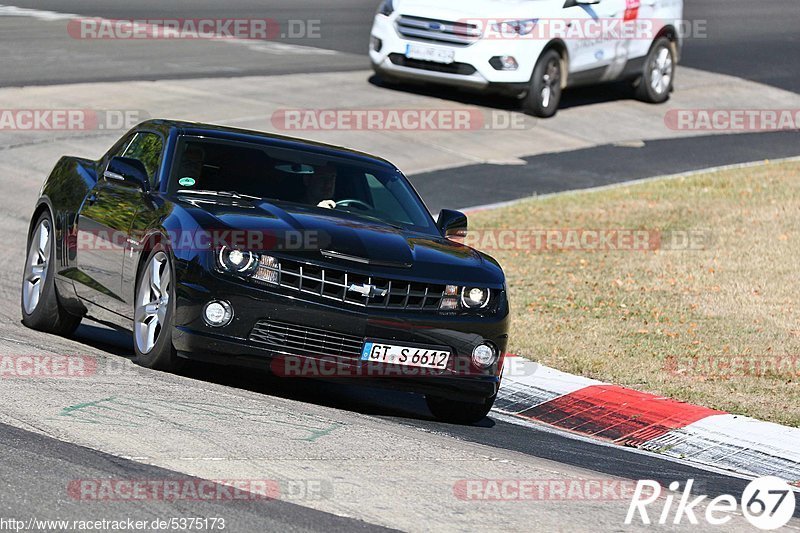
[
  {"xmin": 367, "ymin": 74, "xmax": 637, "ymax": 113},
  {"xmin": 71, "ymin": 320, "xmax": 496, "ymax": 428},
  {"xmin": 73, "ymin": 323, "xmax": 137, "ymax": 358},
  {"xmin": 180, "ymin": 360, "xmax": 496, "ymax": 429}
]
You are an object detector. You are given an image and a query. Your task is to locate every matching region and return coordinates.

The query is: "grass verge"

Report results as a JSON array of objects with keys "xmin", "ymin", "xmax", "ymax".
[{"xmin": 470, "ymin": 160, "xmax": 800, "ymax": 427}]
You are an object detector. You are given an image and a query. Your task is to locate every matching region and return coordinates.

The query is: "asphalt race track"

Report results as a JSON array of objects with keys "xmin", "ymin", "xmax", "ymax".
[
  {"xmin": 0, "ymin": 1, "xmax": 799, "ymax": 531},
  {"xmin": 3, "ymin": 0, "xmax": 799, "ymax": 91}
]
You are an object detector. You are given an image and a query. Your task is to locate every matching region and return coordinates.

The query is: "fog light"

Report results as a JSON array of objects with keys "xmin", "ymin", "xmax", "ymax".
[
  {"xmin": 472, "ymin": 343, "xmax": 498, "ymax": 368},
  {"xmin": 370, "ymin": 35, "xmax": 383, "ymax": 52},
  {"xmin": 490, "ymin": 55, "xmax": 519, "ymax": 71},
  {"xmin": 204, "ymin": 300, "xmax": 233, "ymax": 327}
]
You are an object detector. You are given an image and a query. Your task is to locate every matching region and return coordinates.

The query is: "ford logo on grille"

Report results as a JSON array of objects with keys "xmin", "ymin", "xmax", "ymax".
[{"xmin": 428, "ymin": 22, "xmax": 445, "ymax": 31}]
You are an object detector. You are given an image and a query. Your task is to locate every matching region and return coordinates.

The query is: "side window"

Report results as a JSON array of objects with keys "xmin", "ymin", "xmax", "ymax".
[{"xmin": 122, "ymin": 132, "xmax": 164, "ymax": 186}]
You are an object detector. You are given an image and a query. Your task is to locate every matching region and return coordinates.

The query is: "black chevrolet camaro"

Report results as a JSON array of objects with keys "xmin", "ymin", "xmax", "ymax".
[{"xmin": 21, "ymin": 120, "xmax": 509, "ymax": 424}]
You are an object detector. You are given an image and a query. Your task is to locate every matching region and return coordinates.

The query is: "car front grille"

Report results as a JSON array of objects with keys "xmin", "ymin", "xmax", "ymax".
[
  {"xmin": 396, "ymin": 15, "xmax": 481, "ymax": 46},
  {"xmin": 249, "ymin": 320, "xmax": 364, "ymax": 359},
  {"xmin": 388, "ymin": 54, "xmax": 477, "ymax": 75},
  {"xmin": 259, "ymin": 257, "xmax": 446, "ymax": 311}
]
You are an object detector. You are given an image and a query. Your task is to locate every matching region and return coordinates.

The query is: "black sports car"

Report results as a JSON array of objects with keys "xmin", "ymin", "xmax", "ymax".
[{"xmin": 21, "ymin": 120, "xmax": 509, "ymax": 424}]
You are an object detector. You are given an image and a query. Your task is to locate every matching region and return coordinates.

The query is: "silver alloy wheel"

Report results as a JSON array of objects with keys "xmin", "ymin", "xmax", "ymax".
[
  {"xmin": 23, "ymin": 219, "xmax": 51, "ymax": 315},
  {"xmin": 540, "ymin": 58, "xmax": 560, "ymax": 108},
  {"xmin": 134, "ymin": 251, "xmax": 171, "ymax": 354},
  {"xmin": 649, "ymin": 46, "xmax": 673, "ymax": 96}
]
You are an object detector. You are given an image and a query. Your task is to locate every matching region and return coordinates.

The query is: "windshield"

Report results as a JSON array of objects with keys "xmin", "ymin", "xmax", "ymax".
[{"xmin": 168, "ymin": 135, "xmax": 437, "ymax": 234}]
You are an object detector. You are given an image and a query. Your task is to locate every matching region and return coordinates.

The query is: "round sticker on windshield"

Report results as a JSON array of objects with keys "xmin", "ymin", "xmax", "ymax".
[
  {"xmin": 178, "ymin": 177, "xmax": 196, "ymax": 187},
  {"xmin": 275, "ymin": 163, "xmax": 315, "ymax": 174}
]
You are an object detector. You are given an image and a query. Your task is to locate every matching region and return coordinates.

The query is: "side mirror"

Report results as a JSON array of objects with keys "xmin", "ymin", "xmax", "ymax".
[
  {"xmin": 105, "ymin": 156, "xmax": 151, "ymax": 194},
  {"xmin": 437, "ymin": 209, "xmax": 468, "ymax": 238}
]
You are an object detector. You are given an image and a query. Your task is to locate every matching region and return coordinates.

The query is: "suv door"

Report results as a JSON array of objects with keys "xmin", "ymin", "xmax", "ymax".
[
  {"xmin": 74, "ymin": 132, "xmax": 164, "ymax": 316},
  {"xmin": 564, "ymin": 0, "xmax": 628, "ymax": 80}
]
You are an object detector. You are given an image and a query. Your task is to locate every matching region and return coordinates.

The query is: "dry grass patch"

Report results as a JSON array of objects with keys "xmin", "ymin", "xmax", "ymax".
[{"xmin": 471, "ymin": 160, "xmax": 800, "ymax": 426}]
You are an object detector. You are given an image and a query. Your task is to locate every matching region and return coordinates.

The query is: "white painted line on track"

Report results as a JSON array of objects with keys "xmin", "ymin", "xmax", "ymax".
[
  {"xmin": 0, "ymin": 4, "xmax": 341, "ymax": 56},
  {"xmin": 0, "ymin": 4, "xmax": 75, "ymax": 20}
]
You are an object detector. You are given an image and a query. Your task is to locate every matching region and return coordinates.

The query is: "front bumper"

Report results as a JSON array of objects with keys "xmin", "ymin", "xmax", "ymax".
[
  {"xmin": 369, "ymin": 13, "xmax": 540, "ymax": 91},
  {"xmin": 172, "ymin": 270, "xmax": 509, "ymax": 403}
]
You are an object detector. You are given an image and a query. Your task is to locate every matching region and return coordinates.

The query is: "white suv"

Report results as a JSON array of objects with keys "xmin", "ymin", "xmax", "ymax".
[{"xmin": 369, "ymin": 0, "xmax": 683, "ymax": 117}]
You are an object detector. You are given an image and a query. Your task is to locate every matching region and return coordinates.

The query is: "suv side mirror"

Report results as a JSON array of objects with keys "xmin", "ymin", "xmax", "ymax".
[
  {"xmin": 105, "ymin": 156, "xmax": 151, "ymax": 194},
  {"xmin": 437, "ymin": 209, "xmax": 468, "ymax": 238}
]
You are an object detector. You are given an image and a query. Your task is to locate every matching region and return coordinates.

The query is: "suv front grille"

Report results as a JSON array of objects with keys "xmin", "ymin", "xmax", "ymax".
[
  {"xmin": 389, "ymin": 54, "xmax": 477, "ymax": 75},
  {"xmin": 259, "ymin": 257, "xmax": 446, "ymax": 311},
  {"xmin": 396, "ymin": 15, "xmax": 480, "ymax": 46},
  {"xmin": 249, "ymin": 320, "xmax": 363, "ymax": 359}
]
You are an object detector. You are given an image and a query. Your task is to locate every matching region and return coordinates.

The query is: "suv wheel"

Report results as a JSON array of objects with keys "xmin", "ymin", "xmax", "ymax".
[
  {"xmin": 635, "ymin": 37, "xmax": 675, "ymax": 103},
  {"xmin": 522, "ymin": 49, "xmax": 563, "ymax": 118}
]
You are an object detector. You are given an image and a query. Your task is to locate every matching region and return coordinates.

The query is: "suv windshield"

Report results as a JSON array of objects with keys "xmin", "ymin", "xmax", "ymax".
[{"xmin": 169, "ymin": 136, "xmax": 437, "ymax": 234}]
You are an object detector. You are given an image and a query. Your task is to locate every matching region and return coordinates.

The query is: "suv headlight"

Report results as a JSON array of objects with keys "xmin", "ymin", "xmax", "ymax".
[
  {"xmin": 492, "ymin": 19, "xmax": 537, "ymax": 36},
  {"xmin": 377, "ymin": 0, "xmax": 394, "ymax": 16},
  {"xmin": 441, "ymin": 285, "xmax": 492, "ymax": 310}
]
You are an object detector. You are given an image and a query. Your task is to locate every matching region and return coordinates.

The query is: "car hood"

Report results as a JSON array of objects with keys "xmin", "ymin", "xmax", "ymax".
[
  {"xmin": 395, "ymin": 0, "xmax": 563, "ymax": 20},
  {"xmin": 177, "ymin": 197, "xmax": 504, "ymax": 286}
]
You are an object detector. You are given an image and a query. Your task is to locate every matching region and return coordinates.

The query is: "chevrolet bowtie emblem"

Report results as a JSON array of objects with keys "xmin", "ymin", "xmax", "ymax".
[{"xmin": 348, "ymin": 283, "xmax": 388, "ymax": 298}]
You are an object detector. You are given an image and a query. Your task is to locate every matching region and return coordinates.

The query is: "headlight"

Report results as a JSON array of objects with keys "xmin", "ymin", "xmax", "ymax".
[
  {"xmin": 462, "ymin": 287, "xmax": 491, "ymax": 309},
  {"xmin": 217, "ymin": 246, "xmax": 257, "ymax": 274},
  {"xmin": 440, "ymin": 285, "xmax": 492, "ymax": 310},
  {"xmin": 492, "ymin": 19, "xmax": 537, "ymax": 36},
  {"xmin": 216, "ymin": 247, "xmax": 281, "ymax": 284},
  {"xmin": 377, "ymin": 0, "xmax": 394, "ymax": 16}
]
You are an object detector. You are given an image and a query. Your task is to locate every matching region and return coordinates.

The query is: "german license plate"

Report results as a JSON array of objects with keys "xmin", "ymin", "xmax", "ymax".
[
  {"xmin": 405, "ymin": 43, "xmax": 455, "ymax": 64},
  {"xmin": 361, "ymin": 341, "xmax": 451, "ymax": 370}
]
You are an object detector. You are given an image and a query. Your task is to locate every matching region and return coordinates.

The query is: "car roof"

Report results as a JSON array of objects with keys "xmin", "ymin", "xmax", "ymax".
[{"xmin": 137, "ymin": 119, "xmax": 399, "ymax": 170}]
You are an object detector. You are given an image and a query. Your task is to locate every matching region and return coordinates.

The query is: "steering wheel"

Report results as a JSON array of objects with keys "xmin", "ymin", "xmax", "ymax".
[{"xmin": 335, "ymin": 199, "xmax": 372, "ymax": 211}]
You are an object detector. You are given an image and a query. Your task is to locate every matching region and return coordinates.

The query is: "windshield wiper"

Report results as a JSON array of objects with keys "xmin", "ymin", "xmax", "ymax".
[{"xmin": 177, "ymin": 189, "xmax": 262, "ymax": 200}]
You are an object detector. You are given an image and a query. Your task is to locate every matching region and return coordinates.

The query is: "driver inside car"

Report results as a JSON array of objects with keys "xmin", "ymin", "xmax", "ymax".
[{"xmin": 302, "ymin": 163, "xmax": 337, "ymax": 209}]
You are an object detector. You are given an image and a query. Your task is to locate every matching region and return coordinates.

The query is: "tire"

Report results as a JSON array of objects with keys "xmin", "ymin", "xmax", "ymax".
[
  {"xmin": 132, "ymin": 244, "xmax": 182, "ymax": 371},
  {"xmin": 522, "ymin": 49, "xmax": 563, "ymax": 118},
  {"xmin": 21, "ymin": 211, "xmax": 82, "ymax": 336},
  {"xmin": 426, "ymin": 393, "xmax": 496, "ymax": 425},
  {"xmin": 634, "ymin": 37, "xmax": 675, "ymax": 104}
]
